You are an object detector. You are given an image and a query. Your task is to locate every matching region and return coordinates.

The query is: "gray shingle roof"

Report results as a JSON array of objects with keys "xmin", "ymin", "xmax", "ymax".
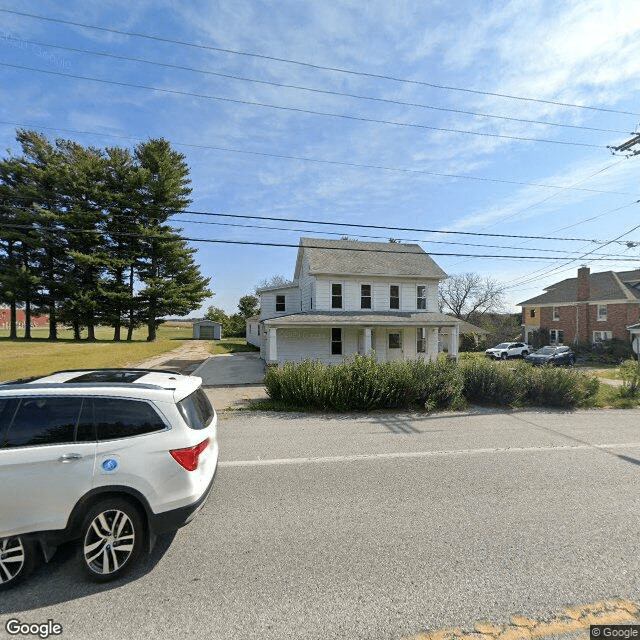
[
  {"xmin": 294, "ymin": 238, "xmax": 447, "ymax": 279},
  {"xmin": 518, "ymin": 270, "xmax": 640, "ymax": 306}
]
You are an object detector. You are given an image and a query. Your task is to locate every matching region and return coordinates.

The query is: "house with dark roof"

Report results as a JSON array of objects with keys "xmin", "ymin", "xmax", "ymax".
[
  {"xmin": 518, "ymin": 266, "xmax": 640, "ymax": 349},
  {"xmin": 255, "ymin": 238, "xmax": 460, "ymax": 365}
]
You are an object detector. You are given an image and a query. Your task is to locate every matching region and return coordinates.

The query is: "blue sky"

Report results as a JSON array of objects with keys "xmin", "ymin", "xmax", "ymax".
[{"xmin": 2, "ymin": 0, "xmax": 640, "ymax": 315}]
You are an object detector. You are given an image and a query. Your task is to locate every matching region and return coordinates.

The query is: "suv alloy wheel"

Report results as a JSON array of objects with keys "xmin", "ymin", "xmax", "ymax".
[
  {"xmin": 80, "ymin": 498, "xmax": 144, "ymax": 582},
  {"xmin": 0, "ymin": 536, "xmax": 36, "ymax": 591}
]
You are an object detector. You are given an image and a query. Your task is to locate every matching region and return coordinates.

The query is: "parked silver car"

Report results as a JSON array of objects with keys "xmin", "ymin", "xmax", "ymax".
[{"xmin": 0, "ymin": 369, "xmax": 218, "ymax": 589}]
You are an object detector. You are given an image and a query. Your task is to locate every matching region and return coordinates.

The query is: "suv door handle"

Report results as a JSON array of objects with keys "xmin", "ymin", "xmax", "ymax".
[{"xmin": 59, "ymin": 453, "xmax": 82, "ymax": 462}]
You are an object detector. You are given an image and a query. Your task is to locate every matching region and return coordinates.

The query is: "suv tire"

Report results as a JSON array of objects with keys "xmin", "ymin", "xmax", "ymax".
[
  {"xmin": 80, "ymin": 498, "xmax": 144, "ymax": 582},
  {"xmin": 500, "ymin": 352, "xmax": 508, "ymax": 360},
  {"xmin": 0, "ymin": 536, "xmax": 36, "ymax": 591}
]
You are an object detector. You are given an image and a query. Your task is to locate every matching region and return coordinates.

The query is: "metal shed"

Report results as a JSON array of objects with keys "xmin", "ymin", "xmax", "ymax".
[{"xmin": 193, "ymin": 320, "xmax": 222, "ymax": 340}]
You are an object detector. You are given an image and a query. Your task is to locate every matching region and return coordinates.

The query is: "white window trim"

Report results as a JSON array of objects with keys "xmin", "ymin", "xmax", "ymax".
[
  {"xmin": 597, "ymin": 304, "xmax": 608, "ymax": 322},
  {"xmin": 416, "ymin": 285, "xmax": 427, "ymax": 310},
  {"xmin": 360, "ymin": 283, "xmax": 372, "ymax": 310},
  {"xmin": 593, "ymin": 330, "xmax": 612, "ymax": 343},
  {"xmin": 389, "ymin": 284, "xmax": 401, "ymax": 310},
  {"xmin": 552, "ymin": 306, "xmax": 560, "ymax": 321},
  {"xmin": 331, "ymin": 282, "xmax": 343, "ymax": 310}
]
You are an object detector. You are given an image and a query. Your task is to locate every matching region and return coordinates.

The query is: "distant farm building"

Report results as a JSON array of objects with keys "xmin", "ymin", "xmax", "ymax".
[
  {"xmin": 192, "ymin": 320, "xmax": 222, "ymax": 340},
  {"xmin": 0, "ymin": 308, "xmax": 49, "ymax": 329}
]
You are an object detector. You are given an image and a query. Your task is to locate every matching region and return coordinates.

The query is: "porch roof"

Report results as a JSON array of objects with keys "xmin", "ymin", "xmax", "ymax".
[{"xmin": 262, "ymin": 311, "xmax": 460, "ymax": 327}]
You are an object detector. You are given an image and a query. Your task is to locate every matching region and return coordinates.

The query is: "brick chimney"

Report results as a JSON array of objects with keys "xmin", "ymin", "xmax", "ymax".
[{"xmin": 577, "ymin": 266, "xmax": 590, "ymax": 302}]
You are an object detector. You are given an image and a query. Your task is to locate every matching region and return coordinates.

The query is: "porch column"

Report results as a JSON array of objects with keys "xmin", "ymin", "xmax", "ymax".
[
  {"xmin": 428, "ymin": 327, "xmax": 439, "ymax": 362},
  {"xmin": 364, "ymin": 327, "xmax": 373, "ymax": 355},
  {"xmin": 448, "ymin": 323, "xmax": 459, "ymax": 360},
  {"xmin": 267, "ymin": 328, "xmax": 278, "ymax": 364}
]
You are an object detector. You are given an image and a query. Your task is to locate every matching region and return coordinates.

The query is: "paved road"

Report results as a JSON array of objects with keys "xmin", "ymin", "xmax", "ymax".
[{"xmin": 2, "ymin": 409, "xmax": 640, "ymax": 640}]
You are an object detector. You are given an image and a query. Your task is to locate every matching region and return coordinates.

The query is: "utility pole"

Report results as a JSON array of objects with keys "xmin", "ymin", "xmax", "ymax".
[{"xmin": 609, "ymin": 132, "xmax": 640, "ymax": 156}]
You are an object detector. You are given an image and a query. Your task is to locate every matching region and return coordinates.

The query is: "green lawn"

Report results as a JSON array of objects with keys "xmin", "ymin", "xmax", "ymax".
[{"xmin": 0, "ymin": 325, "xmax": 193, "ymax": 382}]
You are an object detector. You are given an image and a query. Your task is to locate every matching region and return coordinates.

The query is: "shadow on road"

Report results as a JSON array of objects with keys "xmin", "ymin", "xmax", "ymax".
[{"xmin": 0, "ymin": 531, "xmax": 177, "ymax": 614}]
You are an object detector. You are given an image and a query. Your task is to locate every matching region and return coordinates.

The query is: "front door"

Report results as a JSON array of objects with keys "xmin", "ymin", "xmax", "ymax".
[{"xmin": 387, "ymin": 329, "xmax": 404, "ymax": 361}]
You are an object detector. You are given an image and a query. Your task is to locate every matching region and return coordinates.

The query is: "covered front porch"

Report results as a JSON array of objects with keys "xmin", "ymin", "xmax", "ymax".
[{"xmin": 260, "ymin": 312, "xmax": 460, "ymax": 366}]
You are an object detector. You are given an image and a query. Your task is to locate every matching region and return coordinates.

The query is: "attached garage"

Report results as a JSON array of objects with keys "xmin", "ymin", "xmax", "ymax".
[{"xmin": 193, "ymin": 320, "xmax": 222, "ymax": 340}]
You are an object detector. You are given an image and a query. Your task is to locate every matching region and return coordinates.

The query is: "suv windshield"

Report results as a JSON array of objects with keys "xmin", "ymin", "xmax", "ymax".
[
  {"xmin": 178, "ymin": 388, "xmax": 215, "ymax": 430},
  {"xmin": 494, "ymin": 343, "xmax": 511, "ymax": 349}
]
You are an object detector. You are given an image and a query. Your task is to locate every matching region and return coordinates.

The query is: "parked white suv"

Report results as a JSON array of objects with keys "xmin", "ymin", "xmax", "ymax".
[
  {"xmin": 485, "ymin": 342, "xmax": 530, "ymax": 360},
  {"xmin": 0, "ymin": 368, "xmax": 218, "ymax": 590}
]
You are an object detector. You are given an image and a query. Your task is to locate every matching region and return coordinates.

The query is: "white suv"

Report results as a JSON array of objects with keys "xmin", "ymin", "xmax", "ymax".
[
  {"xmin": 485, "ymin": 342, "xmax": 530, "ymax": 360},
  {"xmin": 0, "ymin": 368, "xmax": 218, "ymax": 590}
]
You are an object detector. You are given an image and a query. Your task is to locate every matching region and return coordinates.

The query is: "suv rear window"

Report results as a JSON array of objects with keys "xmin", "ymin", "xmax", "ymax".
[
  {"xmin": 92, "ymin": 398, "xmax": 167, "ymax": 440},
  {"xmin": 178, "ymin": 389, "xmax": 214, "ymax": 430}
]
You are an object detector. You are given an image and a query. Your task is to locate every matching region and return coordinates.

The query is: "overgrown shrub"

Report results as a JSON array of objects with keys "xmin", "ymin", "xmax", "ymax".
[
  {"xmin": 619, "ymin": 359, "xmax": 640, "ymax": 397},
  {"xmin": 264, "ymin": 355, "xmax": 465, "ymax": 411},
  {"xmin": 461, "ymin": 358, "xmax": 521, "ymax": 406},
  {"xmin": 519, "ymin": 364, "xmax": 599, "ymax": 407},
  {"xmin": 264, "ymin": 355, "xmax": 600, "ymax": 412}
]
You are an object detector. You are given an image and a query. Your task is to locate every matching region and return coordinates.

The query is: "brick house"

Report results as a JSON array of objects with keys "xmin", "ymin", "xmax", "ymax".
[{"xmin": 518, "ymin": 266, "xmax": 640, "ymax": 348}]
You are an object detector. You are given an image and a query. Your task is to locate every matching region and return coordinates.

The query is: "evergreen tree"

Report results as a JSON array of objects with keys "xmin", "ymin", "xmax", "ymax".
[{"xmin": 134, "ymin": 139, "xmax": 210, "ymax": 341}]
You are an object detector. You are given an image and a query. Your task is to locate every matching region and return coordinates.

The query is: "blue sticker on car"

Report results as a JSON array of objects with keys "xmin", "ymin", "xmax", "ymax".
[{"xmin": 102, "ymin": 458, "xmax": 119, "ymax": 472}]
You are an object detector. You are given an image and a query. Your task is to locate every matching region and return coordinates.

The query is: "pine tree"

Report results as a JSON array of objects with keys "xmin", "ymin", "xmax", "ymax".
[{"xmin": 134, "ymin": 139, "xmax": 211, "ymax": 341}]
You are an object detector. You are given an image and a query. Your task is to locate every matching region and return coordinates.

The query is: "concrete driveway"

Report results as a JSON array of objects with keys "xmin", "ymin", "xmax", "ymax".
[
  {"xmin": 193, "ymin": 352, "xmax": 269, "ymax": 411},
  {"xmin": 193, "ymin": 352, "xmax": 266, "ymax": 386}
]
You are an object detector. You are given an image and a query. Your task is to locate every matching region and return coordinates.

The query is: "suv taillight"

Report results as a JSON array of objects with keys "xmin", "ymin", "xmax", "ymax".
[{"xmin": 170, "ymin": 438, "xmax": 210, "ymax": 471}]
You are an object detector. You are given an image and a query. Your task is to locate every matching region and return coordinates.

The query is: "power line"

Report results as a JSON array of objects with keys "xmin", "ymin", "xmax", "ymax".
[
  {"xmin": 1, "ymin": 120, "xmax": 634, "ymax": 196},
  {"xmin": 178, "ymin": 210, "xmax": 638, "ymax": 245},
  {"xmin": 172, "ymin": 216, "xmax": 639, "ymax": 258},
  {"xmin": 5, "ymin": 199, "xmax": 637, "ymax": 244},
  {"xmin": 3, "ymin": 222, "xmax": 638, "ymax": 261},
  {"xmin": 2, "ymin": 7, "xmax": 638, "ymax": 117},
  {"xmin": 4, "ymin": 35, "xmax": 632, "ymax": 137},
  {"xmin": 0, "ymin": 62, "xmax": 607, "ymax": 149},
  {"xmin": 503, "ymin": 220, "xmax": 640, "ymax": 291}
]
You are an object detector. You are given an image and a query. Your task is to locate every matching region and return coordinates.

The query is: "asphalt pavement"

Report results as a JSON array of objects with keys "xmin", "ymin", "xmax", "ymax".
[{"xmin": 3, "ymin": 408, "xmax": 640, "ymax": 640}]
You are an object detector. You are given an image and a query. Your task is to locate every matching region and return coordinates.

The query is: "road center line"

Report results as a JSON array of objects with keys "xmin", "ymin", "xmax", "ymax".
[{"xmin": 220, "ymin": 441, "xmax": 640, "ymax": 467}]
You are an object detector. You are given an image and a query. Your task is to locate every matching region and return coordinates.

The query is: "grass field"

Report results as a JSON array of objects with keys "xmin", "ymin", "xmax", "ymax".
[{"xmin": 0, "ymin": 325, "xmax": 194, "ymax": 382}]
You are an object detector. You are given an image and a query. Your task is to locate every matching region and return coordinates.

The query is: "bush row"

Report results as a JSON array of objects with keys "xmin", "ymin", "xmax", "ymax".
[{"xmin": 264, "ymin": 356, "xmax": 600, "ymax": 411}]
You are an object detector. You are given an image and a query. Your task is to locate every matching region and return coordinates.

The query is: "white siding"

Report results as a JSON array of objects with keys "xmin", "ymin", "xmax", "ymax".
[
  {"xmin": 275, "ymin": 326, "xmax": 360, "ymax": 364},
  {"xmin": 312, "ymin": 277, "xmax": 439, "ymax": 312},
  {"xmin": 259, "ymin": 287, "xmax": 301, "ymax": 320}
]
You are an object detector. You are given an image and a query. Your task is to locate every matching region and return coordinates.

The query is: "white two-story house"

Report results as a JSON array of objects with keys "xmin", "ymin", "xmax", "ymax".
[{"xmin": 250, "ymin": 237, "xmax": 460, "ymax": 365}]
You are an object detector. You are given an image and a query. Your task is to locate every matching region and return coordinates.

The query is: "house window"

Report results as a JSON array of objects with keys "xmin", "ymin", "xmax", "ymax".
[
  {"xmin": 361, "ymin": 284, "xmax": 372, "ymax": 309},
  {"xmin": 388, "ymin": 332, "xmax": 402, "ymax": 349},
  {"xmin": 552, "ymin": 306, "xmax": 560, "ymax": 321},
  {"xmin": 417, "ymin": 328, "xmax": 426, "ymax": 353},
  {"xmin": 331, "ymin": 284, "xmax": 342, "ymax": 309},
  {"xmin": 593, "ymin": 330, "xmax": 612, "ymax": 343},
  {"xmin": 530, "ymin": 308, "xmax": 536, "ymax": 319},
  {"xmin": 275, "ymin": 295, "xmax": 285, "ymax": 312},
  {"xmin": 417, "ymin": 286, "xmax": 427, "ymax": 310},
  {"xmin": 331, "ymin": 327, "xmax": 342, "ymax": 355},
  {"xmin": 549, "ymin": 329, "xmax": 564, "ymax": 344},
  {"xmin": 597, "ymin": 304, "xmax": 607, "ymax": 321},
  {"xmin": 390, "ymin": 285, "xmax": 400, "ymax": 310}
]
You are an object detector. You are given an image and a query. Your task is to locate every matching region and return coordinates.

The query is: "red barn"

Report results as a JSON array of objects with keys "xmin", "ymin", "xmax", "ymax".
[{"xmin": 0, "ymin": 308, "xmax": 49, "ymax": 329}]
